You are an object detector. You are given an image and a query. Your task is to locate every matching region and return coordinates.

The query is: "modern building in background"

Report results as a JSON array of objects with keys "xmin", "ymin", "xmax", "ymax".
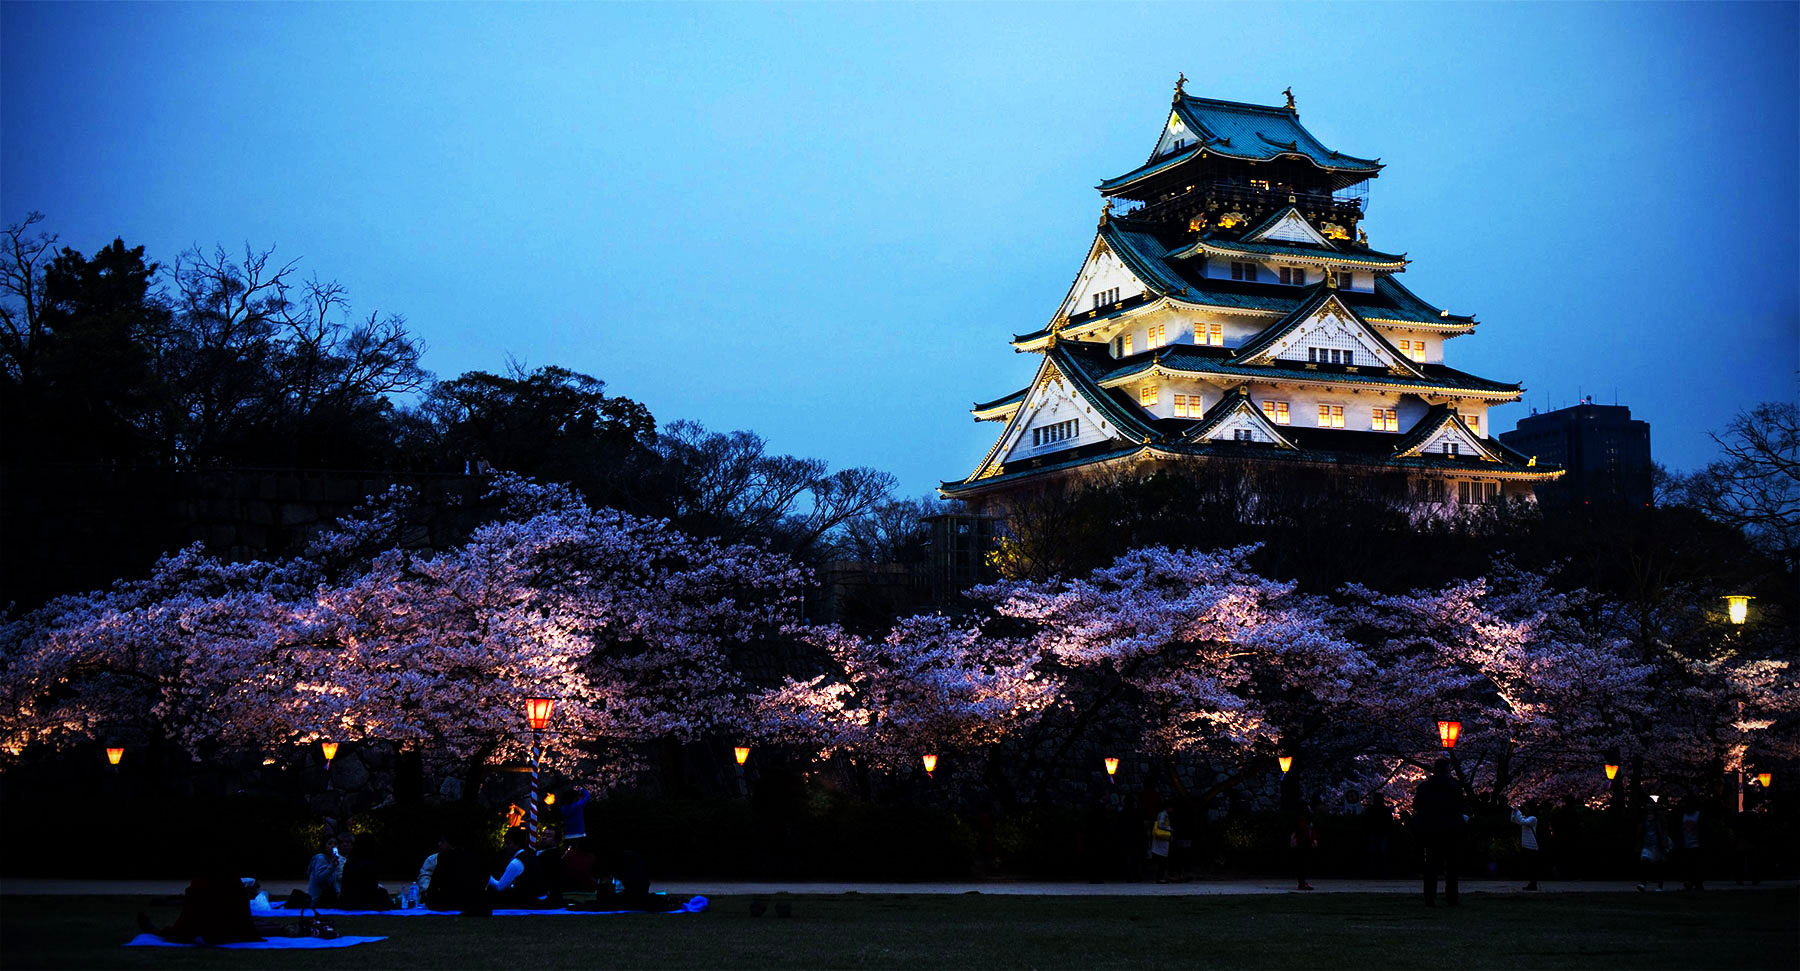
[
  {"xmin": 942, "ymin": 82, "xmax": 1559, "ymax": 511},
  {"xmin": 1499, "ymin": 400, "xmax": 1653, "ymax": 508}
]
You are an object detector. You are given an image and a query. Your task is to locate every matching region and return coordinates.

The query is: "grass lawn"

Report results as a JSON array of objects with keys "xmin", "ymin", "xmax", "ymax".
[{"xmin": 2, "ymin": 891, "xmax": 1795, "ymax": 970}]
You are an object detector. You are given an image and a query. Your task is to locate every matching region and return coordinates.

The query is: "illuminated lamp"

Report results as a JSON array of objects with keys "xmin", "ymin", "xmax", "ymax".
[
  {"xmin": 1722, "ymin": 595, "xmax": 1752, "ymax": 626},
  {"xmin": 1103, "ymin": 757, "xmax": 1120, "ymax": 781},
  {"xmin": 525, "ymin": 697, "xmax": 556, "ymax": 732},
  {"xmin": 734, "ymin": 746, "xmax": 751, "ymax": 766},
  {"xmin": 320, "ymin": 741, "xmax": 339, "ymax": 762},
  {"xmin": 1604, "ymin": 763, "xmax": 1619, "ymax": 781},
  {"xmin": 922, "ymin": 753, "xmax": 938, "ymax": 776},
  {"xmin": 1436, "ymin": 720, "xmax": 1462, "ymax": 750},
  {"xmin": 106, "ymin": 747, "xmax": 124, "ymax": 766},
  {"xmin": 1756, "ymin": 772, "xmax": 1772, "ymax": 788},
  {"xmin": 1278, "ymin": 755, "xmax": 1293, "ymax": 775},
  {"xmin": 1649, "ymin": 793, "xmax": 1660, "ymax": 804},
  {"xmin": 544, "ymin": 792, "xmax": 556, "ymax": 806}
]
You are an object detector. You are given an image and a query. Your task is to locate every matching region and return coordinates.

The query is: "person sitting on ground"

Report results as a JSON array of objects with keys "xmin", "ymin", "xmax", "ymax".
[
  {"xmin": 138, "ymin": 849, "xmax": 266, "ymax": 945},
  {"xmin": 488, "ymin": 827, "xmax": 545, "ymax": 908},
  {"xmin": 335, "ymin": 833, "xmax": 394, "ymax": 910},
  {"xmin": 302, "ymin": 831, "xmax": 345, "ymax": 908},
  {"xmin": 560, "ymin": 836, "xmax": 601, "ymax": 893},
  {"xmin": 422, "ymin": 832, "xmax": 487, "ymax": 913}
]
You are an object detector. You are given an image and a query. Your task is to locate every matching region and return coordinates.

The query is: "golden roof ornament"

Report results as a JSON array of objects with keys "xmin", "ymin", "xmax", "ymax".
[
  {"xmin": 1356, "ymin": 226, "xmax": 1369, "ymax": 247},
  {"xmin": 1283, "ymin": 87, "xmax": 1296, "ymax": 112},
  {"xmin": 1099, "ymin": 199, "xmax": 1113, "ymax": 226},
  {"xmin": 1173, "ymin": 72, "xmax": 1188, "ymax": 102}
]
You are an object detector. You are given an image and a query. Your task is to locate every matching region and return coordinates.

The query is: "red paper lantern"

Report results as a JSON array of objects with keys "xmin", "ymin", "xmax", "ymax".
[
  {"xmin": 525, "ymin": 697, "xmax": 556, "ymax": 732},
  {"xmin": 1436, "ymin": 720, "xmax": 1462, "ymax": 750}
]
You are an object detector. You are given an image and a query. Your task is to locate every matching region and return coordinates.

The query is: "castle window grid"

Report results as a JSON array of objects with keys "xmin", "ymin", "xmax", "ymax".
[
  {"xmin": 1261, "ymin": 400, "xmax": 1291, "ymax": 424},
  {"xmin": 1309, "ymin": 347, "xmax": 1355, "ymax": 366},
  {"xmin": 1147, "ymin": 323, "xmax": 1167, "ymax": 349},
  {"xmin": 1459, "ymin": 481, "xmax": 1500, "ymax": 503},
  {"xmin": 1373, "ymin": 408, "xmax": 1398, "ymax": 432},
  {"xmin": 1173, "ymin": 394, "xmax": 1195, "ymax": 418},
  {"xmin": 1140, "ymin": 384, "xmax": 1159, "ymax": 406},
  {"xmin": 1280, "ymin": 266, "xmax": 1307, "ymax": 286},
  {"xmin": 1197, "ymin": 321, "xmax": 1225, "ymax": 346},
  {"xmin": 1318, "ymin": 404, "xmax": 1345, "ymax": 428},
  {"xmin": 1092, "ymin": 287, "xmax": 1121, "ymax": 309},
  {"xmin": 1032, "ymin": 419, "xmax": 1079, "ymax": 448},
  {"xmin": 1230, "ymin": 261, "xmax": 1259, "ymax": 282}
]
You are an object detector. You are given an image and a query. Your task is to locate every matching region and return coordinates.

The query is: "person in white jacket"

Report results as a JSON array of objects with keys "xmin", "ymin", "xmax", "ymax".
[{"xmin": 1510, "ymin": 804, "xmax": 1540, "ymax": 891}]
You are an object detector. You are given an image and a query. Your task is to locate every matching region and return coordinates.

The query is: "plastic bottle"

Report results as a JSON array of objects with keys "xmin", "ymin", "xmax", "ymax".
[{"xmin": 406, "ymin": 883, "xmax": 421, "ymax": 909}]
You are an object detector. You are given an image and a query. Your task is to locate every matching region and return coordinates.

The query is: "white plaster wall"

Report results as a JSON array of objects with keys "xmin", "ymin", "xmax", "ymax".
[
  {"xmin": 1000, "ymin": 378, "xmax": 1123, "ymax": 463},
  {"xmin": 1152, "ymin": 111, "xmax": 1195, "ymax": 158},
  {"xmin": 1372, "ymin": 327, "xmax": 1441, "ymax": 364},
  {"xmin": 1062, "ymin": 248, "xmax": 1147, "ymax": 320}
]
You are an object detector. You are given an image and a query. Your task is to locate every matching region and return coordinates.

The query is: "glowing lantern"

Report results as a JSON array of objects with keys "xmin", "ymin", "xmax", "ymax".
[
  {"xmin": 1278, "ymin": 755, "xmax": 1293, "ymax": 775},
  {"xmin": 1649, "ymin": 793, "xmax": 1660, "ymax": 804},
  {"xmin": 1756, "ymin": 772, "xmax": 1772, "ymax": 787},
  {"xmin": 544, "ymin": 792, "xmax": 556, "ymax": 806},
  {"xmin": 105, "ymin": 747, "xmax": 124, "ymax": 765},
  {"xmin": 922, "ymin": 753, "xmax": 938, "ymax": 776},
  {"xmin": 524, "ymin": 697, "xmax": 556, "ymax": 732},
  {"xmin": 1604, "ymin": 763, "xmax": 1619, "ymax": 781},
  {"xmin": 734, "ymin": 746, "xmax": 751, "ymax": 766},
  {"xmin": 1722, "ymin": 595, "xmax": 1752, "ymax": 625},
  {"xmin": 1103, "ymin": 757, "xmax": 1120, "ymax": 781},
  {"xmin": 1436, "ymin": 720, "xmax": 1462, "ymax": 750},
  {"xmin": 320, "ymin": 741, "xmax": 339, "ymax": 762}
]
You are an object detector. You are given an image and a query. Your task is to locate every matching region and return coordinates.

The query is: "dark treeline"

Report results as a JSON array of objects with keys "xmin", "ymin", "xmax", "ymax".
[
  {"xmin": 0, "ymin": 216, "xmax": 935, "ymax": 598},
  {"xmin": 988, "ymin": 459, "xmax": 1786, "ymax": 608}
]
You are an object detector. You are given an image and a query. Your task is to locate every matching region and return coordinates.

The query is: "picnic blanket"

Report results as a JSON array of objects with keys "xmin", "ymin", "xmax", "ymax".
[
  {"xmin": 126, "ymin": 933, "xmax": 386, "ymax": 949},
  {"xmin": 259, "ymin": 895, "xmax": 708, "ymax": 917}
]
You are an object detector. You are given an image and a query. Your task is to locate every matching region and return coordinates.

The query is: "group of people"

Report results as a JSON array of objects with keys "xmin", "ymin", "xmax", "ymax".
[
  {"xmin": 287, "ymin": 788, "xmax": 669, "ymax": 914},
  {"xmin": 303, "ymin": 830, "xmax": 395, "ymax": 910}
]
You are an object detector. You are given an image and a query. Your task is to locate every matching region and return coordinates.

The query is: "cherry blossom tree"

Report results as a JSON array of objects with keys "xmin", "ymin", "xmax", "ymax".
[
  {"xmin": 2, "ymin": 475, "xmax": 806, "ymax": 794},
  {"xmin": 755, "ymin": 614, "xmax": 1057, "ymax": 772}
]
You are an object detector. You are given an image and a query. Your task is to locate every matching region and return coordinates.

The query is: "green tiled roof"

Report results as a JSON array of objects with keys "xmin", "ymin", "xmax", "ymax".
[
  {"xmin": 1099, "ymin": 97, "xmax": 1380, "ymax": 192},
  {"xmin": 1181, "ymin": 237, "xmax": 1407, "ymax": 267},
  {"xmin": 1072, "ymin": 341, "xmax": 1519, "ymax": 398},
  {"xmin": 1015, "ymin": 219, "xmax": 1473, "ymax": 343},
  {"xmin": 972, "ymin": 387, "xmax": 1028, "ymax": 414}
]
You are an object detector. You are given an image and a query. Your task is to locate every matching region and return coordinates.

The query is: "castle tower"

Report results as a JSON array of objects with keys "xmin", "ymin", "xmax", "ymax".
[{"xmin": 943, "ymin": 87, "xmax": 1560, "ymax": 509}]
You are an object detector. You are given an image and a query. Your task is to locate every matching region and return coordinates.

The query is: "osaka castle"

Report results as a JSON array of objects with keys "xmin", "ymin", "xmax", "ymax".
[{"xmin": 942, "ymin": 82, "xmax": 1560, "ymax": 509}]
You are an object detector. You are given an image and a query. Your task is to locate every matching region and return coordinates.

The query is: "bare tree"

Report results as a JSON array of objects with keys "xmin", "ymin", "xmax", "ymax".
[
  {"xmin": 1676, "ymin": 401, "xmax": 1800, "ymax": 575},
  {"xmin": 657, "ymin": 420, "xmax": 895, "ymax": 557},
  {"xmin": 0, "ymin": 212, "xmax": 57, "ymax": 388}
]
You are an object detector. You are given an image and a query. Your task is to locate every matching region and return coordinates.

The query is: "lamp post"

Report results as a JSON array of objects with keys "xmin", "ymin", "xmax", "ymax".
[
  {"xmin": 922, "ymin": 753, "xmax": 937, "ymax": 777},
  {"xmin": 1278, "ymin": 755, "xmax": 1293, "ymax": 775},
  {"xmin": 105, "ymin": 746, "xmax": 124, "ymax": 766},
  {"xmin": 1722, "ymin": 595, "xmax": 1753, "ymax": 626},
  {"xmin": 321, "ymin": 740, "xmax": 339, "ymax": 789},
  {"xmin": 1604, "ymin": 762, "xmax": 1619, "ymax": 789},
  {"xmin": 524, "ymin": 697, "xmax": 555, "ymax": 842},
  {"xmin": 1755, "ymin": 772, "xmax": 1772, "ymax": 788},
  {"xmin": 1103, "ymin": 757, "xmax": 1120, "ymax": 783}
]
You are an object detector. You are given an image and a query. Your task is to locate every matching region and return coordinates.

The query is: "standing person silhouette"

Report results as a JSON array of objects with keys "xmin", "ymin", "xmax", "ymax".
[{"xmin": 1414, "ymin": 758, "xmax": 1466, "ymax": 906}]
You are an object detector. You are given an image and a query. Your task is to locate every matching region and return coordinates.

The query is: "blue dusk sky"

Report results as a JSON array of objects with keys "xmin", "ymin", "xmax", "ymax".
[{"xmin": 3, "ymin": 2, "xmax": 1795, "ymax": 498}]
